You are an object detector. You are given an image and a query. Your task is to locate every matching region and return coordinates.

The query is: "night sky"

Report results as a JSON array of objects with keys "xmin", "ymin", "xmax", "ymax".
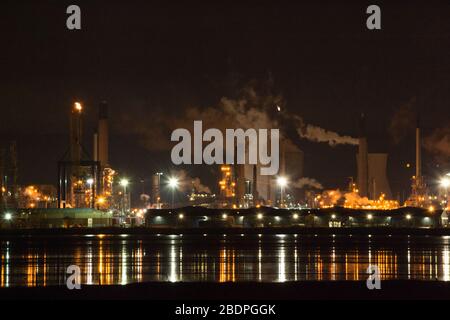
[{"xmin": 1, "ymin": 0, "xmax": 449, "ymax": 200}]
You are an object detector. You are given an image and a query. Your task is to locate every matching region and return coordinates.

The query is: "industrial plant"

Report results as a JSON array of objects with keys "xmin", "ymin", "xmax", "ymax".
[{"xmin": 0, "ymin": 101, "xmax": 449, "ymax": 230}]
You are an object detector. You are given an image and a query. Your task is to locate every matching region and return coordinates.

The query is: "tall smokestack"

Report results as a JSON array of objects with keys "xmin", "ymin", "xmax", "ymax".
[
  {"xmin": 357, "ymin": 113, "xmax": 369, "ymax": 197},
  {"xmin": 416, "ymin": 116, "xmax": 421, "ymax": 180},
  {"xmin": 233, "ymin": 144, "xmax": 245, "ymax": 207},
  {"xmin": 252, "ymin": 164, "xmax": 258, "ymax": 206},
  {"xmin": 97, "ymin": 101, "xmax": 109, "ymax": 168},
  {"xmin": 93, "ymin": 133, "xmax": 98, "ymax": 162},
  {"xmin": 152, "ymin": 173, "xmax": 163, "ymax": 209},
  {"xmin": 235, "ymin": 164, "xmax": 245, "ymax": 207},
  {"xmin": 70, "ymin": 102, "xmax": 83, "ymax": 163}
]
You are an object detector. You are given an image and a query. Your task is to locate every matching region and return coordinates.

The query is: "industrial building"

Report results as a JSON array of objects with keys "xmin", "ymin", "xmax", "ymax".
[
  {"xmin": 145, "ymin": 206, "xmax": 443, "ymax": 229},
  {"xmin": 2, "ymin": 208, "xmax": 113, "ymax": 228},
  {"xmin": 58, "ymin": 102, "xmax": 102, "ymax": 209},
  {"xmin": 57, "ymin": 101, "xmax": 121, "ymax": 213},
  {"xmin": 405, "ymin": 117, "xmax": 430, "ymax": 208},
  {"xmin": 356, "ymin": 114, "xmax": 393, "ymax": 200},
  {"xmin": 0, "ymin": 141, "xmax": 18, "ymax": 210},
  {"xmin": 218, "ymin": 139, "xmax": 304, "ymax": 209},
  {"xmin": 17, "ymin": 185, "xmax": 58, "ymax": 209}
]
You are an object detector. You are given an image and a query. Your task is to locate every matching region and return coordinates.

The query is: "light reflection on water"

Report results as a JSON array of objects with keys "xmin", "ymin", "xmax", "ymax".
[{"xmin": 0, "ymin": 234, "xmax": 450, "ymax": 287}]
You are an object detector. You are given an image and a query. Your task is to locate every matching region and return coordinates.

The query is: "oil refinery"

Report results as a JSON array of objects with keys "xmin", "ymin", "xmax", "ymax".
[{"xmin": 0, "ymin": 101, "xmax": 449, "ymax": 230}]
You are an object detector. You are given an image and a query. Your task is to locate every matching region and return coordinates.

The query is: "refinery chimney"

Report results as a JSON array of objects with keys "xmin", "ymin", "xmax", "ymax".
[
  {"xmin": 70, "ymin": 102, "xmax": 83, "ymax": 163},
  {"xmin": 252, "ymin": 164, "xmax": 258, "ymax": 206},
  {"xmin": 152, "ymin": 173, "xmax": 163, "ymax": 209},
  {"xmin": 356, "ymin": 113, "xmax": 369, "ymax": 198},
  {"xmin": 97, "ymin": 101, "xmax": 109, "ymax": 168},
  {"xmin": 415, "ymin": 116, "xmax": 421, "ymax": 180}
]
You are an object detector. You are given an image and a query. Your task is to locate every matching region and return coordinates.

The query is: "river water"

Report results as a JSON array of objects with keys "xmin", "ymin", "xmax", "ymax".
[{"xmin": 1, "ymin": 234, "xmax": 449, "ymax": 287}]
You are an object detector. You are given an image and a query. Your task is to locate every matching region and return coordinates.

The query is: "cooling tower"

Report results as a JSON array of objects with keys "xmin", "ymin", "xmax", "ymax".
[
  {"xmin": 241, "ymin": 140, "xmax": 303, "ymax": 206},
  {"xmin": 368, "ymin": 153, "xmax": 392, "ymax": 199}
]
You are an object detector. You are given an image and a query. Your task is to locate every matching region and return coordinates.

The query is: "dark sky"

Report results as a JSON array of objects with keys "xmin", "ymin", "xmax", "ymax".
[{"xmin": 1, "ymin": 0, "xmax": 449, "ymax": 199}]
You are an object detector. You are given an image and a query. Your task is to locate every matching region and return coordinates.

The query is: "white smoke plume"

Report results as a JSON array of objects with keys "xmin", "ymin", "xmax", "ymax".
[
  {"xmin": 170, "ymin": 169, "xmax": 211, "ymax": 194},
  {"xmin": 298, "ymin": 125, "xmax": 359, "ymax": 146},
  {"xmin": 191, "ymin": 177, "xmax": 212, "ymax": 194},
  {"xmin": 292, "ymin": 177, "xmax": 323, "ymax": 189},
  {"xmin": 278, "ymin": 110, "xmax": 358, "ymax": 147},
  {"xmin": 317, "ymin": 189, "xmax": 343, "ymax": 206},
  {"xmin": 119, "ymin": 84, "xmax": 358, "ymax": 152},
  {"xmin": 317, "ymin": 190, "xmax": 378, "ymax": 207},
  {"xmin": 343, "ymin": 192, "xmax": 370, "ymax": 207}
]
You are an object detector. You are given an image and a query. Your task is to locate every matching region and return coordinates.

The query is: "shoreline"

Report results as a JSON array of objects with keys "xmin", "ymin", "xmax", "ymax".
[
  {"xmin": 1, "ymin": 226, "xmax": 450, "ymax": 237},
  {"xmin": 1, "ymin": 280, "xmax": 450, "ymax": 300}
]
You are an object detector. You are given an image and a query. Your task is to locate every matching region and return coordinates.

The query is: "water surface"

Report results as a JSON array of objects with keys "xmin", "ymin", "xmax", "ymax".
[{"xmin": 1, "ymin": 234, "xmax": 450, "ymax": 287}]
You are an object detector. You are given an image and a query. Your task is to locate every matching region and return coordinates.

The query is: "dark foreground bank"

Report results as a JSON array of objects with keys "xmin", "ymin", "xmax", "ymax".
[{"xmin": 1, "ymin": 281, "xmax": 450, "ymax": 300}]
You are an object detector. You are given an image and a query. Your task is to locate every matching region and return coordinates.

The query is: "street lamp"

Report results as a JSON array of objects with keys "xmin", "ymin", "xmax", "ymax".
[
  {"xmin": 86, "ymin": 178, "xmax": 95, "ymax": 208},
  {"xmin": 441, "ymin": 176, "xmax": 450, "ymax": 189},
  {"xmin": 277, "ymin": 176, "xmax": 288, "ymax": 208},
  {"xmin": 440, "ymin": 174, "xmax": 450, "ymax": 210},
  {"xmin": 97, "ymin": 196, "xmax": 105, "ymax": 205},
  {"xmin": 168, "ymin": 177, "xmax": 179, "ymax": 209},
  {"xmin": 74, "ymin": 102, "xmax": 82, "ymax": 112},
  {"xmin": 120, "ymin": 178, "xmax": 129, "ymax": 188},
  {"xmin": 120, "ymin": 179, "xmax": 130, "ymax": 215},
  {"xmin": 4, "ymin": 213, "xmax": 12, "ymax": 221}
]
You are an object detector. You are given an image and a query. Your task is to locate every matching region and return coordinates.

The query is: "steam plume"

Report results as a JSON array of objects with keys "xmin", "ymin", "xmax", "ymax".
[
  {"xmin": 424, "ymin": 127, "xmax": 450, "ymax": 160},
  {"xmin": 298, "ymin": 125, "xmax": 359, "ymax": 146},
  {"xmin": 292, "ymin": 177, "xmax": 323, "ymax": 189},
  {"xmin": 119, "ymin": 84, "xmax": 358, "ymax": 152},
  {"xmin": 170, "ymin": 169, "xmax": 211, "ymax": 194},
  {"xmin": 388, "ymin": 99, "xmax": 417, "ymax": 144}
]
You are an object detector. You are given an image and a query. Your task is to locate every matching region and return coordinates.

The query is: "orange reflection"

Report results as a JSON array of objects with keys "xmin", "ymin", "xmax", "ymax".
[{"xmin": 219, "ymin": 248, "xmax": 236, "ymax": 282}]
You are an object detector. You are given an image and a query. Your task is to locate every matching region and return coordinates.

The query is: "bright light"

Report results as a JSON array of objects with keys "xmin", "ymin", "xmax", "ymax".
[
  {"xmin": 406, "ymin": 214, "xmax": 412, "ymax": 220},
  {"xmin": 428, "ymin": 205, "xmax": 435, "ymax": 213},
  {"xmin": 4, "ymin": 213, "xmax": 12, "ymax": 221},
  {"xmin": 222, "ymin": 213, "xmax": 227, "ymax": 219},
  {"xmin": 168, "ymin": 177, "xmax": 179, "ymax": 189},
  {"xmin": 331, "ymin": 214, "xmax": 336, "ymax": 219},
  {"xmin": 257, "ymin": 213, "xmax": 263, "ymax": 220},
  {"xmin": 74, "ymin": 102, "xmax": 82, "ymax": 112},
  {"xmin": 440, "ymin": 177, "xmax": 450, "ymax": 189},
  {"xmin": 97, "ymin": 196, "xmax": 105, "ymax": 205},
  {"xmin": 275, "ymin": 216, "xmax": 281, "ymax": 221},
  {"xmin": 367, "ymin": 214, "xmax": 373, "ymax": 220},
  {"xmin": 277, "ymin": 176, "xmax": 288, "ymax": 187},
  {"xmin": 86, "ymin": 178, "xmax": 94, "ymax": 185},
  {"xmin": 292, "ymin": 213, "xmax": 299, "ymax": 219},
  {"xmin": 178, "ymin": 213, "xmax": 184, "ymax": 219},
  {"xmin": 120, "ymin": 179, "xmax": 129, "ymax": 187}
]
